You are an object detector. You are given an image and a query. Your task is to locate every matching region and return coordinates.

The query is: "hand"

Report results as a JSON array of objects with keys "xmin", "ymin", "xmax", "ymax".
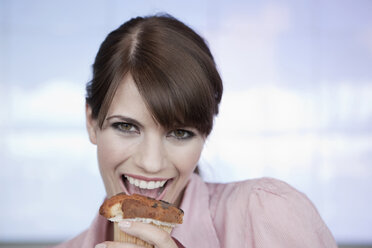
[{"xmin": 95, "ymin": 220, "xmax": 183, "ymax": 248}]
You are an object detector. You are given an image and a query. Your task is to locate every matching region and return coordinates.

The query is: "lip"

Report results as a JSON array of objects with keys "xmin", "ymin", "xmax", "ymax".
[{"xmin": 119, "ymin": 173, "xmax": 173, "ymax": 200}]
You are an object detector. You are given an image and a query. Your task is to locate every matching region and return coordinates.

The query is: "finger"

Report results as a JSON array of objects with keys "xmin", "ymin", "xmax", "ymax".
[
  {"xmin": 118, "ymin": 220, "xmax": 177, "ymax": 248},
  {"xmin": 95, "ymin": 241, "xmax": 143, "ymax": 248}
]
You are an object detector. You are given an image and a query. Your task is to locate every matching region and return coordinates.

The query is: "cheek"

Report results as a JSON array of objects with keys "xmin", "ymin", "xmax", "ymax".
[
  {"xmin": 96, "ymin": 136, "xmax": 118, "ymax": 171},
  {"xmin": 96, "ymin": 132, "xmax": 136, "ymax": 172},
  {"xmin": 169, "ymin": 139, "xmax": 205, "ymax": 175}
]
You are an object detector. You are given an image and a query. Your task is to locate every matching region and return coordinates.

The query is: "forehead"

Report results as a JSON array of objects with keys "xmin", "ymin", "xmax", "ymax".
[{"xmin": 107, "ymin": 74, "xmax": 154, "ymax": 124}]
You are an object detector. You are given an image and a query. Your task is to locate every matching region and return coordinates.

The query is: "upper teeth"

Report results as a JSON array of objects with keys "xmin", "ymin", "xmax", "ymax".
[{"xmin": 125, "ymin": 175, "xmax": 167, "ymax": 189}]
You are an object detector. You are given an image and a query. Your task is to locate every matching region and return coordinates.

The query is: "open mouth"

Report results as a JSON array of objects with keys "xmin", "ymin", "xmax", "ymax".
[{"xmin": 121, "ymin": 174, "xmax": 172, "ymax": 200}]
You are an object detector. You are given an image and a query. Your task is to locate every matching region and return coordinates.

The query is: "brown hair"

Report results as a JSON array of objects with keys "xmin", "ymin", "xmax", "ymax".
[{"xmin": 86, "ymin": 14, "xmax": 223, "ymax": 136}]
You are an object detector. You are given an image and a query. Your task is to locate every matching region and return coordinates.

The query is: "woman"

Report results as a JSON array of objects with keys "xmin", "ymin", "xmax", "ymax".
[{"xmin": 55, "ymin": 14, "xmax": 337, "ymax": 248}]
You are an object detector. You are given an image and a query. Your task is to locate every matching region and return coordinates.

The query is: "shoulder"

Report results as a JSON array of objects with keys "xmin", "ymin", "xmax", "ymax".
[
  {"xmin": 51, "ymin": 213, "xmax": 109, "ymax": 248},
  {"xmin": 206, "ymin": 178, "xmax": 337, "ymax": 247},
  {"xmin": 51, "ymin": 230, "xmax": 88, "ymax": 248},
  {"xmin": 207, "ymin": 177, "xmax": 321, "ymax": 222},
  {"xmin": 206, "ymin": 177, "xmax": 303, "ymax": 206}
]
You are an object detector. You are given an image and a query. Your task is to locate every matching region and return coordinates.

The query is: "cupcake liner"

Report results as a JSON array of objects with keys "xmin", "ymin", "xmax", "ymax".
[{"xmin": 114, "ymin": 221, "xmax": 173, "ymax": 248}]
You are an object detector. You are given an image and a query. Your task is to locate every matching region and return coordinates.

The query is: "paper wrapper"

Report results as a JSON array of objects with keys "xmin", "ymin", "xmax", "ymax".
[{"xmin": 114, "ymin": 221, "xmax": 173, "ymax": 248}]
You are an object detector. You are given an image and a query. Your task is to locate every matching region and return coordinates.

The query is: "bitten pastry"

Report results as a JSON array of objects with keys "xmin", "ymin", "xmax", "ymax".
[{"xmin": 99, "ymin": 193, "xmax": 184, "ymax": 248}]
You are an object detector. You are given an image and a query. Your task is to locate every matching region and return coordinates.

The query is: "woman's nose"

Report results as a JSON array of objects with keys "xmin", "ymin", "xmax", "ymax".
[{"xmin": 134, "ymin": 134, "xmax": 166, "ymax": 173}]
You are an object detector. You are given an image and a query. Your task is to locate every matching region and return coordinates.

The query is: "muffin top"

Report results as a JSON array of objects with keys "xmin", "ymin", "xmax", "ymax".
[{"xmin": 99, "ymin": 193, "xmax": 184, "ymax": 224}]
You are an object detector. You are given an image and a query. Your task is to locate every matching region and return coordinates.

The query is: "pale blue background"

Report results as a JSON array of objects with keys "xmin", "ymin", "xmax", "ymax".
[{"xmin": 0, "ymin": 0, "xmax": 371, "ymax": 245}]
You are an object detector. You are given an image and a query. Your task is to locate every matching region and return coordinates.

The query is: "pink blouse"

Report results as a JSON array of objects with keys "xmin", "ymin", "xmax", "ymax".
[{"xmin": 54, "ymin": 174, "xmax": 337, "ymax": 247}]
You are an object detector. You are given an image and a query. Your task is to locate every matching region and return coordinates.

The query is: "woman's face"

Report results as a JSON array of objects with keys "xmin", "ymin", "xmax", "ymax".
[{"xmin": 86, "ymin": 74, "xmax": 205, "ymax": 206}]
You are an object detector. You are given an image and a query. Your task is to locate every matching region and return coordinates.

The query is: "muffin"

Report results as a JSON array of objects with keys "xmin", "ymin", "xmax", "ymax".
[{"xmin": 99, "ymin": 193, "xmax": 184, "ymax": 247}]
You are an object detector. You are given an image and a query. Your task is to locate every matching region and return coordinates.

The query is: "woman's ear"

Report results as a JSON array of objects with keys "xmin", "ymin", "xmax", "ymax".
[{"xmin": 85, "ymin": 103, "xmax": 97, "ymax": 144}]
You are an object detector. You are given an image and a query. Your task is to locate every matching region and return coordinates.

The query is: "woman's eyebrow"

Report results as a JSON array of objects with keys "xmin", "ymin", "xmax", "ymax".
[{"xmin": 106, "ymin": 115, "xmax": 144, "ymax": 129}]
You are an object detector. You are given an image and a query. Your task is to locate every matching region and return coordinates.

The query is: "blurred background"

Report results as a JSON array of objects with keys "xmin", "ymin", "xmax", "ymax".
[{"xmin": 0, "ymin": 0, "xmax": 371, "ymax": 247}]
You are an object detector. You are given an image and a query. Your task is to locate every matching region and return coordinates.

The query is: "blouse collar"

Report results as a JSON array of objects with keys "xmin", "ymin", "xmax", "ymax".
[{"xmin": 172, "ymin": 173, "xmax": 220, "ymax": 247}]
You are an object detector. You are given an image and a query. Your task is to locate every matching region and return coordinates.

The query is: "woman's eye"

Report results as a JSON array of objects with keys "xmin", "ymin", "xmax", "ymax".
[
  {"xmin": 169, "ymin": 129, "xmax": 195, "ymax": 140},
  {"xmin": 112, "ymin": 122, "xmax": 137, "ymax": 133}
]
